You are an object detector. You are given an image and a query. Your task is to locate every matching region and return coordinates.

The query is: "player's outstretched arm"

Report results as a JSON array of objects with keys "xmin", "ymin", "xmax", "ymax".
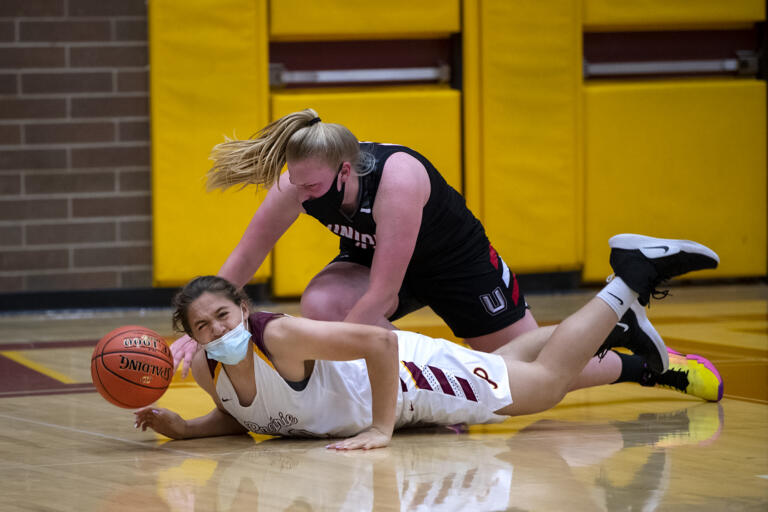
[
  {"xmin": 134, "ymin": 406, "xmax": 186, "ymax": 438},
  {"xmin": 218, "ymin": 171, "xmax": 302, "ymax": 289},
  {"xmin": 134, "ymin": 406, "xmax": 247, "ymax": 440},
  {"xmin": 265, "ymin": 316, "xmax": 400, "ymax": 449},
  {"xmin": 135, "ymin": 349, "xmax": 249, "ymax": 439}
]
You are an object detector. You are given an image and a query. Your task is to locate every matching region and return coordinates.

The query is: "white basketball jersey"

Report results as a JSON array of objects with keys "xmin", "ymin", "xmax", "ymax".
[{"xmin": 214, "ymin": 320, "xmax": 512, "ymax": 438}]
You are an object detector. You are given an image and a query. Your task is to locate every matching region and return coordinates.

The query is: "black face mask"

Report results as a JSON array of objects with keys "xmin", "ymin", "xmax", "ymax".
[{"xmin": 302, "ymin": 163, "xmax": 346, "ymax": 218}]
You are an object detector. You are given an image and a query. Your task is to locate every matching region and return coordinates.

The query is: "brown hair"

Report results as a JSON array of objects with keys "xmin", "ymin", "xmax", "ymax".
[
  {"xmin": 206, "ymin": 108, "xmax": 368, "ymax": 191},
  {"xmin": 172, "ymin": 275, "xmax": 251, "ymax": 336}
]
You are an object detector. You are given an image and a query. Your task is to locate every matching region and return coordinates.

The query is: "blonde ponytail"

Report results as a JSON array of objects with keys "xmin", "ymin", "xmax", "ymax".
[
  {"xmin": 206, "ymin": 108, "xmax": 319, "ymax": 191},
  {"xmin": 206, "ymin": 108, "xmax": 364, "ymax": 192}
]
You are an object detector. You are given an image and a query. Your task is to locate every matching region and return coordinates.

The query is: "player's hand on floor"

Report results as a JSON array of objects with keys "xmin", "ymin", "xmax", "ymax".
[
  {"xmin": 134, "ymin": 407, "xmax": 186, "ymax": 439},
  {"xmin": 170, "ymin": 334, "xmax": 199, "ymax": 379},
  {"xmin": 326, "ymin": 427, "xmax": 391, "ymax": 451}
]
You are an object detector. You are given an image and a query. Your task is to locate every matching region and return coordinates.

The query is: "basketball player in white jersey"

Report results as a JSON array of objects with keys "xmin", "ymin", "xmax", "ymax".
[{"xmin": 136, "ymin": 234, "xmax": 723, "ymax": 450}]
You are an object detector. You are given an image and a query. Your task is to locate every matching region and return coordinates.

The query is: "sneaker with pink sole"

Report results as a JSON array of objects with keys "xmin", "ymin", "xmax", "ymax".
[{"xmin": 640, "ymin": 348, "xmax": 724, "ymax": 402}]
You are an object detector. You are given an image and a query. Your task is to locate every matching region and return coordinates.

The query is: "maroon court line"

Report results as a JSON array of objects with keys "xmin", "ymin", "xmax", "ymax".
[
  {"xmin": 0, "ymin": 351, "xmax": 96, "ymax": 399},
  {"xmin": 0, "ymin": 385, "xmax": 96, "ymax": 398},
  {"xmin": 0, "ymin": 339, "xmax": 98, "ymax": 351}
]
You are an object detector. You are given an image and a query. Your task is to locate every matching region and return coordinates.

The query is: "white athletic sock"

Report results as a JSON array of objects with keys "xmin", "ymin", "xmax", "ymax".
[{"xmin": 597, "ymin": 276, "xmax": 637, "ymax": 320}]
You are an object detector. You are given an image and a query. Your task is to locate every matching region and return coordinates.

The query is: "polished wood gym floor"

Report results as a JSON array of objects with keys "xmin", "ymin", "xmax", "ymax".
[{"xmin": 0, "ymin": 283, "xmax": 766, "ymax": 511}]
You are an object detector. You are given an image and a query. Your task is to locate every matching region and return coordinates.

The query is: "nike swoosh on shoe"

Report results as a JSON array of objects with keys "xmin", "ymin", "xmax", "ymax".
[{"xmin": 640, "ymin": 245, "xmax": 673, "ymax": 258}]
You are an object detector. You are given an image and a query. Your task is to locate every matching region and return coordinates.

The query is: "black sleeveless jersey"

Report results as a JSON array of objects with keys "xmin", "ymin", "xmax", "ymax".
[{"xmin": 302, "ymin": 143, "xmax": 489, "ymax": 275}]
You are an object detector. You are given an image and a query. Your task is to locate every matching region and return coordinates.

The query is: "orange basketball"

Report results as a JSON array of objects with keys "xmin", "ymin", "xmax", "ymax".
[{"xmin": 91, "ymin": 325, "xmax": 173, "ymax": 409}]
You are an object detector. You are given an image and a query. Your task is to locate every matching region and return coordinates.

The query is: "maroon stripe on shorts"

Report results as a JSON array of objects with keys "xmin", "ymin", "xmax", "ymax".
[
  {"xmin": 400, "ymin": 378, "xmax": 407, "ymax": 392},
  {"xmin": 428, "ymin": 365, "xmax": 455, "ymax": 396},
  {"xmin": 403, "ymin": 361, "xmax": 432, "ymax": 391},
  {"xmin": 456, "ymin": 376, "xmax": 477, "ymax": 402}
]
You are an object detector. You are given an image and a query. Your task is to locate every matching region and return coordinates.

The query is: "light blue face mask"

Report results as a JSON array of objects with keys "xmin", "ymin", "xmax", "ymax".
[{"xmin": 203, "ymin": 308, "xmax": 251, "ymax": 365}]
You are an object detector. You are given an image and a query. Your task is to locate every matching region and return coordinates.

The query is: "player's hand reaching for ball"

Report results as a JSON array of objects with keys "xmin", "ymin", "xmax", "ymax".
[
  {"xmin": 170, "ymin": 334, "xmax": 199, "ymax": 379},
  {"xmin": 326, "ymin": 426, "xmax": 392, "ymax": 451},
  {"xmin": 134, "ymin": 407, "xmax": 187, "ymax": 439}
]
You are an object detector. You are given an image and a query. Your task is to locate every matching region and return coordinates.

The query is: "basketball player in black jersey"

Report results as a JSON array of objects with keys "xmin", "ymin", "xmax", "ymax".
[
  {"xmin": 300, "ymin": 141, "xmax": 528, "ymax": 347},
  {"xmin": 170, "ymin": 108, "xmax": 718, "ymax": 402}
]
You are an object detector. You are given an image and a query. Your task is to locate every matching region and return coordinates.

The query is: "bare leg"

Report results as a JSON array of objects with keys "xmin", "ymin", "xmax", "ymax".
[
  {"xmin": 571, "ymin": 351, "xmax": 622, "ymax": 389},
  {"xmin": 496, "ymin": 298, "xmax": 620, "ymax": 416},
  {"xmin": 464, "ymin": 310, "xmax": 539, "ymax": 352},
  {"xmin": 492, "ymin": 324, "xmax": 555, "ymax": 361},
  {"xmin": 493, "ymin": 324, "xmax": 622, "ymax": 390},
  {"xmin": 301, "ymin": 262, "xmax": 396, "ymax": 329}
]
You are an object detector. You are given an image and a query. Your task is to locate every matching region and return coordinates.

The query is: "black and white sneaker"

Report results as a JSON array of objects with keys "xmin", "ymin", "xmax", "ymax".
[
  {"xmin": 596, "ymin": 300, "xmax": 669, "ymax": 373},
  {"xmin": 609, "ymin": 234, "xmax": 719, "ymax": 306}
]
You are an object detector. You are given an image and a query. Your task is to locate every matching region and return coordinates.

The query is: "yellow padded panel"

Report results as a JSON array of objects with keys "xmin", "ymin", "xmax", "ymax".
[
  {"xmin": 583, "ymin": 79, "xmax": 767, "ymax": 281},
  {"xmin": 585, "ymin": 0, "xmax": 765, "ymax": 28},
  {"xmin": 270, "ymin": 0, "xmax": 460, "ymax": 40},
  {"xmin": 479, "ymin": 0, "xmax": 583, "ymax": 272},
  {"xmin": 270, "ymin": 86, "xmax": 461, "ymax": 297},
  {"xmin": 150, "ymin": 0, "xmax": 271, "ymax": 286},
  {"xmin": 462, "ymin": 0, "xmax": 483, "ymax": 220}
]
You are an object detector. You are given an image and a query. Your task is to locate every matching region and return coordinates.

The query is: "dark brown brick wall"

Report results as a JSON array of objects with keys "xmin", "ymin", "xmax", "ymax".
[
  {"xmin": 0, "ymin": 22, "xmax": 14, "ymax": 42},
  {"xmin": 118, "ymin": 169, "xmax": 150, "ymax": 191},
  {"xmin": 0, "ymin": 47, "xmax": 66, "ymax": 67},
  {"xmin": 0, "ymin": 149, "xmax": 67, "ymax": 169},
  {"xmin": 0, "ymin": 174, "xmax": 21, "ymax": 195},
  {"xmin": 0, "ymin": 125, "xmax": 20, "ymax": 144},
  {"xmin": 26, "ymin": 221, "xmax": 116, "ymax": 245},
  {"xmin": 26, "ymin": 270, "xmax": 119, "ymax": 291},
  {"xmin": 0, "ymin": 74, "xmax": 17, "ymax": 94},
  {"xmin": 117, "ymin": 71, "xmax": 148, "ymax": 92},
  {"xmin": 0, "ymin": 1, "xmax": 65, "ymax": 17},
  {"xmin": 19, "ymin": 21, "xmax": 112, "ymax": 42},
  {"xmin": 0, "ymin": 98, "xmax": 67, "ymax": 119},
  {"xmin": 0, "ymin": 0, "xmax": 152, "ymax": 294},
  {"xmin": 118, "ymin": 120, "xmax": 148, "ymax": 141},
  {"xmin": 22, "ymin": 72, "xmax": 113, "ymax": 94},
  {"xmin": 119, "ymin": 219, "xmax": 150, "ymax": 241},
  {"xmin": 72, "ymin": 195, "xmax": 151, "ymax": 217},
  {"xmin": 0, "ymin": 226, "xmax": 22, "ymax": 245},
  {"xmin": 25, "ymin": 122, "xmax": 115, "ymax": 144}
]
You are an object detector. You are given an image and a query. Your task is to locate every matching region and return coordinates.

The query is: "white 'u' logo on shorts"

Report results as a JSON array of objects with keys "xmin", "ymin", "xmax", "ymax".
[{"xmin": 479, "ymin": 287, "xmax": 507, "ymax": 316}]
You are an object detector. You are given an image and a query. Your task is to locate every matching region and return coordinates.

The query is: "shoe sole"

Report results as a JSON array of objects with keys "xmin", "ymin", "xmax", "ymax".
[
  {"xmin": 632, "ymin": 301, "xmax": 669, "ymax": 372},
  {"xmin": 668, "ymin": 349, "xmax": 724, "ymax": 401},
  {"xmin": 609, "ymin": 234, "xmax": 720, "ymax": 265}
]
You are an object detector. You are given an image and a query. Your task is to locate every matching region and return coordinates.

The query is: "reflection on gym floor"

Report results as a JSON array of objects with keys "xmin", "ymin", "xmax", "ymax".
[{"xmin": 142, "ymin": 404, "xmax": 724, "ymax": 511}]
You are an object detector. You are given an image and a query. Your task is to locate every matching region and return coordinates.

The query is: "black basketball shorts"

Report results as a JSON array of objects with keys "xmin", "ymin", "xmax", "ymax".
[{"xmin": 331, "ymin": 240, "xmax": 529, "ymax": 339}]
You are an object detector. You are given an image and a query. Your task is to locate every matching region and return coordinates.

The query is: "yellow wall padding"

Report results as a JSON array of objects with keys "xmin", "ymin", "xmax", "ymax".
[
  {"xmin": 150, "ymin": 0, "xmax": 271, "ymax": 286},
  {"xmin": 583, "ymin": 79, "xmax": 767, "ymax": 281},
  {"xmin": 476, "ymin": 0, "xmax": 583, "ymax": 272},
  {"xmin": 462, "ymin": 0, "xmax": 483, "ymax": 220},
  {"xmin": 270, "ymin": 86, "xmax": 461, "ymax": 297},
  {"xmin": 270, "ymin": 0, "xmax": 460, "ymax": 40},
  {"xmin": 585, "ymin": 0, "xmax": 765, "ymax": 28}
]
